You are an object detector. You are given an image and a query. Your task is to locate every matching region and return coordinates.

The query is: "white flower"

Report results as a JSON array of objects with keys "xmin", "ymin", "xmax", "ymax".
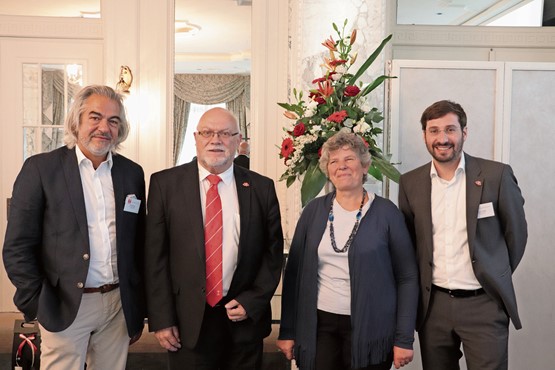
[
  {"xmin": 310, "ymin": 125, "xmax": 322, "ymax": 134},
  {"xmin": 343, "ymin": 118, "xmax": 354, "ymax": 128},
  {"xmin": 353, "ymin": 119, "xmax": 370, "ymax": 133}
]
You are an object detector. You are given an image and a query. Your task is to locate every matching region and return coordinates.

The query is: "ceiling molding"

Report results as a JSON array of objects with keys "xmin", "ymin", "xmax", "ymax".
[
  {"xmin": 0, "ymin": 14, "xmax": 102, "ymax": 39},
  {"xmin": 393, "ymin": 25, "xmax": 555, "ymax": 48}
]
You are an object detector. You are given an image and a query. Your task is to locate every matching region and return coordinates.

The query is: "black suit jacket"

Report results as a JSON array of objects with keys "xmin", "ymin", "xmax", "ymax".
[
  {"xmin": 144, "ymin": 160, "xmax": 283, "ymax": 349},
  {"xmin": 233, "ymin": 154, "xmax": 250, "ymax": 169},
  {"xmin": 398, "ymin": 153, "xmax": 527, "ymax": 330},
  {"xmin": 2, "ymin": 146, "xmax": 146, "ymax": 337}
]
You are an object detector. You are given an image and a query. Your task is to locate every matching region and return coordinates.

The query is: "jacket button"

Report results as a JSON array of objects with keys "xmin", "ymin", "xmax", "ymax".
[
  {"xmin": 426, "ymin": 286, "xmax": 430, "ymax": 292},
  {"xmin": 83, "ymin": 254, "xmax": 89, "ymax": 261},
  {"xmin": 77, "ymin": 282, "xmax": 84, "ymax": 289}
]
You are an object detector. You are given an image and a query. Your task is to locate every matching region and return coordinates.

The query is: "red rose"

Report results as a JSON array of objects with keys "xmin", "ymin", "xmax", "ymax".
[
  {"xmin": 327, "ymin": 110, "xmax": 348, "ymax": 123},
  {"xmin": 309, "ymin": 92, "xmax": 326, "ymax": 105},
  {"xmin": 292, "ymin": 123, "xmax": 306, "ymax": 137},
  {"xmin": 329, "ymin": 59, "xmax": 348, "ymax": 67},
  {"xmin": 344, "ymin": 85, "xmax": 360, "ymax": 97},
  {"xmin": 280, "ymin": 138, "xmax": 295, "ymax": 159}
]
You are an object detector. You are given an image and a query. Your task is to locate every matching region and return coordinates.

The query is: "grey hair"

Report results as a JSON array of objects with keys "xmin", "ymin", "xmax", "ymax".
[
  {"xmin": 63, "ymin": 85, "xmax": 129, "ymax": 152},
  {"xmin": 319, "ymin": 132, "xmax": 372, "ymax": 183}
]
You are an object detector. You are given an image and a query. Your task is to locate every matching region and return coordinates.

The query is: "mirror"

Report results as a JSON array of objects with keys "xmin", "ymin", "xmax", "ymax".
[
  {"xmin": 23, "ymin": 63, "xmax": 83, "ymax": 159},
  {"xmin": 397, "ymin": 0, "xmax": 548, "ymax": 26}
]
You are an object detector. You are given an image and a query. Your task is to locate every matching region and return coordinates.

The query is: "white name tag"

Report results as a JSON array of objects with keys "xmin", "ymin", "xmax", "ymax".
[
  {"xmin": 477, "ymin": 202, "xmax": 495, "ymax": 219},
  {"xmin": 124, "ymin": 194, "xmax": 141, "ymax": 214}
]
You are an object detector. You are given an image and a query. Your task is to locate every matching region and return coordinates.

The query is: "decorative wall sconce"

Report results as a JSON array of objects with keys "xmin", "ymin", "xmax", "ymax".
[{"xmin": 116, "ymin": 65, "xmax": 133, "ymax": 93}]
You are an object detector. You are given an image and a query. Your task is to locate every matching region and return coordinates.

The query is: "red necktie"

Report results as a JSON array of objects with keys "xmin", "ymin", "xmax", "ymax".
[{"xmin": 205, "ymin": 174, "xmax": 223, "ymax": 307}]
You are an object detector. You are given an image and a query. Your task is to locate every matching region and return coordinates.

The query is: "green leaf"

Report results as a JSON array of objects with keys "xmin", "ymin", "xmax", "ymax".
[
  {"xmin": 301, "ymin": 161, "xmax": 327, "ymax": 207},
  {"xmin": 368, "ymin": 165, "xmax": 383, "ymax": 182},
  {"xmin": 286, "ymin": 175, "xmax": 296, "ymax": 188},
  {"xmin": 371, "ymin": 154, "xmax": 401, "ymax": 183},
  {"xmin": 347, "ymin": 34, "xmax": 393, "ymax": 85},
  {"xmin": 360, "ymin": 75, "xmax": 396, "ymax": 97}
]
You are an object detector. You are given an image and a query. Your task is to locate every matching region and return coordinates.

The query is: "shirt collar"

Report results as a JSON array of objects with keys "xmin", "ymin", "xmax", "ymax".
[
  {"xmin": 198, "ymin": 163, "xmax": 235, "ymax": 185},
  {"xmin": 430, "ymin": 153, "xmax": 465, "ymax": 179},
  {"xmin": 75, "ymin": 145, "xmax": 113, "ymax": 169}
]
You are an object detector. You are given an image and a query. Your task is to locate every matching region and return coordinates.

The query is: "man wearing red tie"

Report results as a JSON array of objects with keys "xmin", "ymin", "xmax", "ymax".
[{"xmin": 145, "ymin": 107, "xmax": 283, "ymax": 369}]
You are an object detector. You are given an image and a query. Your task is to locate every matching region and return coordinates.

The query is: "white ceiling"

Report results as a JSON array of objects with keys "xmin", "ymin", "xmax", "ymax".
[
  {"xmin": 0, "ymin": 0, "xmax": 539, "ymax": 73},
  {"xmin": 0, "ymin": 0, "xmax": 251, "ymax": 74},
  {"xmin": 397, "ymin": 0, "xmax": 537, "ymax": 25}
]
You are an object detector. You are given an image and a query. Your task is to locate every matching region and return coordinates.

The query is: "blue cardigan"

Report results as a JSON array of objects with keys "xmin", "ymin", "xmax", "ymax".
[{"xmin": 278, "ymin": 193, "xmax": 419, "ymax": 370}]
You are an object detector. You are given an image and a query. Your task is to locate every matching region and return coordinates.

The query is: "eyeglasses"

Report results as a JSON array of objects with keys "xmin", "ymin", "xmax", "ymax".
[
  {"xmin": 196, "ymin": 130, "xmax": 239, "ymax": 139},
  {"xmin": 426, "ymin": 127, "xmax": 459, "ymax": 136}
]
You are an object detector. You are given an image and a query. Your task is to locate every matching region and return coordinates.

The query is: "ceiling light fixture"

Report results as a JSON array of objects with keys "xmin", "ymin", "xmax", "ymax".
[{"xmin": 175, "ymin": 20, "xmax": 201, "ymax": 36}]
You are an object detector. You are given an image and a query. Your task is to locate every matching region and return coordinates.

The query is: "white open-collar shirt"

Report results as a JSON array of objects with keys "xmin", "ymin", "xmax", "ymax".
[
  {"xmin": 76, "ymin": 146, "xmax": 118, "ymax": 288},
  {"xmin": 430, "ymin": 154, "xmax": 481, "ymax": 290}
]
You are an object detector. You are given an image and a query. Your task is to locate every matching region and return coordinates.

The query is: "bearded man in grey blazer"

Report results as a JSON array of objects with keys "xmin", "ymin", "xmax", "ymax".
[
  {"xmin": 398, "ymin": 100, "xmax": 527, "ymax": 370},
  {"xmin": 3, "ymin": 85, "xmax": 146, "ymax": 370}
]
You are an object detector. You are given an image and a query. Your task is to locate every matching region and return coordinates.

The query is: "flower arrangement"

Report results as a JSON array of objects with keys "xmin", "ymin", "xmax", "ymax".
[{"xmin": 278, "ymin": 19, "xmax": 400, "ymax": 206}]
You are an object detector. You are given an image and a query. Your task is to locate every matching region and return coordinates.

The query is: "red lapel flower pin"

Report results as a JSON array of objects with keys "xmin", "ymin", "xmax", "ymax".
[
  {"xmin": 242, "ymin": 182, "xmax": 250, "ymax": 187},
  {"xmin": 475, "ymin": 180, "xmax": 482, "ymax": 187}
]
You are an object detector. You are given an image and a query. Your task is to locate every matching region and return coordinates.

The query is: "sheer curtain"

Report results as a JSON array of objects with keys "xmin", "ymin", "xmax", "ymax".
[{"xmin": 173, "ymin": 74, "xmax": 250, "ymax": 165}]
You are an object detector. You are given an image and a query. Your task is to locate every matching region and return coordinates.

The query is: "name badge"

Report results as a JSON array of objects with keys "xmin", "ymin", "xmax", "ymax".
[
  {"xmin": 477, "ymin": 202, "xmax": 495, "ymax": 219},
  {"xmin": 124, "ymin": 194, "xmax": 141, "ymax": 214}
]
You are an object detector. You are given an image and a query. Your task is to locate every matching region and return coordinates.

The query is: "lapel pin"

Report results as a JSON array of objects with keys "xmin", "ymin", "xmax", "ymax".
[
  {"xmin": 242, "ymin": 182, "xmax": 250, "ymax": 187},
  {"xmin": 475, "ymin": 180, "xmax": 482, "ymax": 187}
]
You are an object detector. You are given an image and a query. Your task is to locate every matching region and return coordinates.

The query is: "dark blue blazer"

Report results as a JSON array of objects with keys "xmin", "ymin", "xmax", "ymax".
[{"xmin": 2, "ymin": 146, "xmax": 146, "ymax": 337}]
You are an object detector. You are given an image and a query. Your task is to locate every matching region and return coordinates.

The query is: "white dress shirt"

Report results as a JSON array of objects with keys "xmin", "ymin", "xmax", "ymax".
[
  {"xmin": 199, "ymin": 164, "xmax": 240, "ymax": 296},
  {"xmin": 430, "ymin": 155, "xmax": 481, "ymax": 290},
  {"xmin": 76, "ymin": 146, "xmax": 118, "ymax": 288}
]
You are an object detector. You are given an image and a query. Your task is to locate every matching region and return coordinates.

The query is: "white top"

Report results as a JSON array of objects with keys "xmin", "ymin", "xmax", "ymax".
[
  {"xmin": 430, "ymin": 155, "xmax": 481, "ymax": 290},
  {"xmin": 198, "ymin": 164, "xmax": 240, "ymax": 296},
  {"xmin": 76, "ymin": 146, "xmax": 118, "ymax": 288},
  {"xmin": 317, "ymin": 192, "xmax": 373, "ymax": 315}
]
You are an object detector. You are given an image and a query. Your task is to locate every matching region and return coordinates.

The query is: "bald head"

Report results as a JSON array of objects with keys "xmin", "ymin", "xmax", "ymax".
[{"xmin": 194, "ymin": 108, "xmax": 242, "ymax": 174}]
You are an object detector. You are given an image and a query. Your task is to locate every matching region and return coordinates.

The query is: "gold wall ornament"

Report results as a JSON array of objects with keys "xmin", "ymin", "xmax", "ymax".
[{"xmin": 116, "ymin": 65, "xmax": 133, "ymax": 93}]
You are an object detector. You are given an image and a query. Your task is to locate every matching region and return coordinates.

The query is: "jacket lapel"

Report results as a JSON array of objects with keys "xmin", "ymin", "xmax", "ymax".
[
  {"xmin": 61, "ymin": 147, "xmax": 90, "ymax": 251},
  {"xmin": 111, "ymin": 156, "xmax": 126, "ymax": 252},
  {"xmin": 234, "ymin": 166, "xmax": 251, "ymax": 264},
  {"xmin": 418, "ymin": 164, "xmax": 434, "ymax": 261},
  {"xmin": 465, "ymin": 154, "xmax": 483, "ymax": 257},
  {"xmin": 184, "ymin": 161, "xmax": 205, "ymax": 261}
]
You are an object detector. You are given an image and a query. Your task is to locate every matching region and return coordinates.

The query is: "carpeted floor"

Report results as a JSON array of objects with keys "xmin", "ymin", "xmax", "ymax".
[{"xmin": 1, "ymin": 312, "xmax": 290, "ymax": 369}]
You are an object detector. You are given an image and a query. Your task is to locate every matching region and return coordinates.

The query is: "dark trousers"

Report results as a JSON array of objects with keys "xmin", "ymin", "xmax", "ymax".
[
  {"xmin": 315, "ymin": 310, "xmax": 392, "ymax": 370},
  {"xmin": 168, "ymin": 304, "xmax": 263, "ymax": 370},
  {"xmin": 419, "ymin": 287, "xmax": 510, "ymax": 370}
]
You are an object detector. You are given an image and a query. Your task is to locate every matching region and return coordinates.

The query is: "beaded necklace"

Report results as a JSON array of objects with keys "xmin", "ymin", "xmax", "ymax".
[{"xmin": 328, "ymin": 188, "xmax": 367, "ymax": 253}]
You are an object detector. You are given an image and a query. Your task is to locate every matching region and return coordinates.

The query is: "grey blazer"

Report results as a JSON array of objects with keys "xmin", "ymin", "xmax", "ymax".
[
  {"xmin": 3, "ymin": 146, "xmax": 146, "ymax": 337},
  {"xmin": 398, "ymin": 153, "xmax": 527, "ymax": 329}
]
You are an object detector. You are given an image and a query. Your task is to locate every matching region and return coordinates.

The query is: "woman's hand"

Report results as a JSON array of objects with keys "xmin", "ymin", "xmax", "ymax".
[
  {"xmin": 276, "ymin": 339, "xmax": 295, "ymax": 360},
  {"xmin": 393, "ymin": 346, "xmax": 413, "ymax": 368}
]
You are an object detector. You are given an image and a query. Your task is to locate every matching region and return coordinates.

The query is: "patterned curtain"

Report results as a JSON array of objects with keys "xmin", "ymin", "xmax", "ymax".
[
  {"xmin": 173, "ymin": 96, "xmax": 190, "ymax": 165},
  {"xmin": 173, "ymin": 74, "xmax": 250, "ymax": 164}
]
